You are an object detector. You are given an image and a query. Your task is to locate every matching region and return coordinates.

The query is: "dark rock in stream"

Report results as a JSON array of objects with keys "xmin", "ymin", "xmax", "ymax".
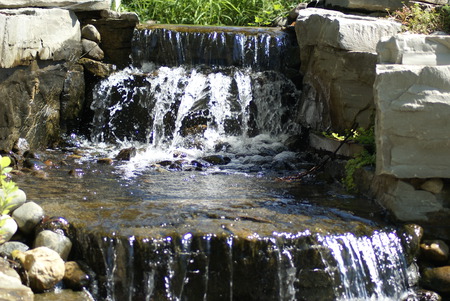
[
  {"xmin": 201, "ymin": 155, "xmax": 231, "ymax": 165},
  {"xmin": 115, "ymin": 147, "xmax": 137, "ymax": 161},
  {"xmin": 23, "ymin": 159, "xmax": 46, "ymax": 170},
  {"xmin": 421, "ymin": 266, "xmax": 450, "ymax": 295}
]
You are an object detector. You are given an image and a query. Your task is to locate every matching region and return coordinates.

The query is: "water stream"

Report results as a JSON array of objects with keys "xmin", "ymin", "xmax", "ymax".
[{"xmin": 16, "ymin": 25, "xmax": 419, "ymax": 300}]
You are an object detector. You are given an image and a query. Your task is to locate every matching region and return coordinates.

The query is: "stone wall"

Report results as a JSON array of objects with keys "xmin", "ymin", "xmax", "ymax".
[
  {"xmin": 296, "ymin": 6, "xmax": 450, "ymax": 239},
  {"xmin": 373, "ymin": 34, "xmax": 450, "ymax": 239},
  {"xmin": 0, "ymin": 0, "xmax": 136, "ymax": 150}
]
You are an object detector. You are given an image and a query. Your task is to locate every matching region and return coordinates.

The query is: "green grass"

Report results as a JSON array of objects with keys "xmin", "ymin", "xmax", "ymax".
[
  {"xmin": 120, "ymin": 0, "xmax": 305, "ymax": 26},
  {"xmin": 389, "ymin": 3, "xmax": 450, "ymax": 34}
]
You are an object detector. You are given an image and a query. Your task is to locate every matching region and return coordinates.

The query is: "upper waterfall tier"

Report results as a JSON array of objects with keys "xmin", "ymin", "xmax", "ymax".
[{"xmin": 131, "ymin": 24, "xmax": 300, "ymax": 72}]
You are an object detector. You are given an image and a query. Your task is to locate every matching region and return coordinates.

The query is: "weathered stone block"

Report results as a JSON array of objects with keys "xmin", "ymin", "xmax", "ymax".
[
  {"xmin": 0, "ymin": 0, "xmax": 111, "ymax": 11},
  {"xmin": 381, "ymin": 181, "xmax": 443, "ymax": 221},
  {"xmin": 324, "ymin": 0, "xmax": 407, "ymax": 12},
  {"xmin": 375, "ymin": 64, "xmax": 450, "ymax": 178},
  {"xmin": 296, "ymin": 9, "xmax": 401, "ymax": 53},
  {"xmin": 0, "ymin": 63, "xmax": 84, "ymax": 150},
  {"xmin": 295, "ymin": 8, "xmax": 401, "ymax": 132},
  {"xmin": 378, "ymin": 34, "xmax": 450, "ymax": 66},
  {"xmin": 0, "ymin": 8, "xmax": 81, "ymax": 68}
]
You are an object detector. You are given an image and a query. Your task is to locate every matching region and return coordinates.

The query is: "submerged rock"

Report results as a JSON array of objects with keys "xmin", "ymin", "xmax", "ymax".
[
  {"xmin": 13, "ymin": 247, "xmax": 65, "ymax": 292},
  {"xmin": 63, "ymin": 261, "xmax": 90, "ymax": 291}
]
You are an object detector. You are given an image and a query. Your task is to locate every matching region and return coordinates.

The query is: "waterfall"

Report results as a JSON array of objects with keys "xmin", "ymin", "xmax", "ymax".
[
  {"xmin": 131, "ymin": 25, "xmax": 297, "ymax": 71},
  {"xmin": 73, "ymin": 229, "xmax": 414, "ymax": 301},
  {"xmin": 76, "ymin": 25, "xmax": 420, "ymax": 301},
  {"xmin": 90, "ymin": 66, "xmax": 301, "ymax": 150}
]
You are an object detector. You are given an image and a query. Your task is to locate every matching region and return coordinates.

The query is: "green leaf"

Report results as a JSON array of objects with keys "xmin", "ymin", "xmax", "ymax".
[{"xmin": 0, "ymin": 156, "xmax": 11, "ymax": 169}]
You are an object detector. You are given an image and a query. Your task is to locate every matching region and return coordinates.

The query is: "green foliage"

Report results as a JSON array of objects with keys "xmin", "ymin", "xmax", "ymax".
[
  {"xmin": 323, "ymin": 127, "xmax": 376, "ymax": 192},
  {"xmin": 0, "ymin": 155, "xmax": 17, "ymax": 216},
  {"xmin": 322, "ymin": 126, "xmax": 375, "ymax": 146},
  {"xmin": 120, "ymin": 0, "xmax": 304, "ymax": 26},
  {"xmin": 343, "ymin": 150, "xmax": 376, "ymax": 193},
  {"xmin": 389, "ymin": 3, "xmax": 450, "ymax": 34}
]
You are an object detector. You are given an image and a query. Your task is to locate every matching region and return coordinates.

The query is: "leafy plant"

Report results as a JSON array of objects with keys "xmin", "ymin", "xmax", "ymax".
[
  {"xmin": 0, "ymin": 155, "xmax": 17, "ymax": 243},
  {"xmin": 323, "ymin": 127, "xmax": 376, "ymax": 192},
  {"xmin": 388, "ymin": 3, "xmax": 450, "ymax": 34},
  {"xmin": 0, "ymin": 155, "xmax": 17, "ymax": 216},
  {"xmin": 121, "ymin": 0, "xmax": 304, "ymax": 26},
  {"xmin": 343, "ymin": 149, "xmax": 375, "ymax": 192}
]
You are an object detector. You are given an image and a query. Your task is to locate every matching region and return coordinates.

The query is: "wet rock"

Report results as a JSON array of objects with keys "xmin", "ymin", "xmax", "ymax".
[
  {"xmin": 421, "ymin": 240, "xmax": 449, "ymax": 264},
  {"xmin": 0, "ymin": 188, "xmax": 26, "ymax": 212},
  {"xmin": 0, "ymin": 258, "xmax": 34, "ymax": 301},
  {"xmin": 12, "ymin": 201, "xmax": 45, "ymax": 234},
  {"xmin": 421, "ymin": 179, "xmax": 445, "ymax": 195},
  {"xmin": 422, "ymin": 266, "xmax": 450, "ymax": 294},
  {"xmin": 12, "ymin": 138, "xmax": 30, "ymax": 155},
  {"xmin": 0, "ymin": 241, "xmax": 29, "ymax": 258},
  {"xmin": 401, "ymin": 224, "xmax": 424, "ymax": 264},
  {"xmin": 33, "ymin": 288, "xmax": 95, "ymax": 301},
  {"xmin": 404, "ymin": 289, "xmax": 442, "ymax": 301},
  {"xmin": 82, "ymin": 39, "xmax": 104, "ymax": 61},
  {"xmin": 63, "ymin": 261, "xmax": 90, "ymax": 290},
  {"xmin": 0, "ymin": 215, "xmax": 18, "ymax": 244},
  {"xmin": 115, "ymin": 147, "xmax": 137, "ymax": 161},
  {"xmin": 97, "ymin": 158, "xmax": 113, "ymax": 165},
  {"xmin": 284, "ymin": 134, "xmax": 308, "ymax": 151},
  {"xmin": 23, "ymin": 158, "xmax": 46, "ymax": 170},
  {"xmin": 81, "ymin": 24, "xmax": 101, "ymax": 43},
  {"xmin": 158, "ymin": 160, "xmax": 173, "ymax": 167},
  {"xmin": 31, "ymin": 170, "xmax": 49, "ymax": 179},
  {"xmin": 34, "ymin": 230, "xmax": 72, "ymax": 261},
  {"xmin": 78, "ymin": 58, "xmax": 115, "ymax": 78},
  {"xmin": 201, "ymin": 155, "xmax": 231, "ymax": 165},
  {"xmin": 172, "ymin": 151, "xmax": 187, "ymax": 158},
  {"xmin": 169, "ymin": 163, "xmax": 182, "ymax": 171},
  {"xmin": 13, "ymin": 247, "xmax": 65, "ymax": 292},
  {"xmin": 68, "ymin": 169, "xmax": 84, "ymax": 178},
  {"xmin": 214, "ymin": 142, "xmax": 232, "ymax": 152},
  {"xmin": 35, "ymin": 216, "xmax": 71, "ymax": 237}
]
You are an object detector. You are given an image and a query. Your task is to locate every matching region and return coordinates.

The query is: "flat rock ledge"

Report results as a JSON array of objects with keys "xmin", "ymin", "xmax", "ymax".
[{"xmin": 0, "ymin": 0, "xmax": 111, "ymax": 11}]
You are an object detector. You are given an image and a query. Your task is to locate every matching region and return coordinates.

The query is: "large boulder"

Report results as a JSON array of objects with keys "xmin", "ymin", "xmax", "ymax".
[
  {"xmin": 295, "ymin": 8, "xmax": 401, "ymax": 132},
  {"xmin": 0, "ymin": 8, "xmax": 81, "ymax": 68},
  {"xmin": 13, "ymin": 247, "xmax": 65, "ymax": 292},
  {"xmin": 0, "ymin": 62, "xmax": 84, "ymax": 150},
  {"xmin": 0, "ymin": 0, "xmax": 111, "ymax": 11},
  {"xmin": 374, "ymin": 64, "xmax": 450, "ymax": 178}
]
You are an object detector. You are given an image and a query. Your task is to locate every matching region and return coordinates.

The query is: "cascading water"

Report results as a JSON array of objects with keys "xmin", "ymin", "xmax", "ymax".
[{"xmin": 17, "ymin": 25, "xmax": 420, "ymax": 300}]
